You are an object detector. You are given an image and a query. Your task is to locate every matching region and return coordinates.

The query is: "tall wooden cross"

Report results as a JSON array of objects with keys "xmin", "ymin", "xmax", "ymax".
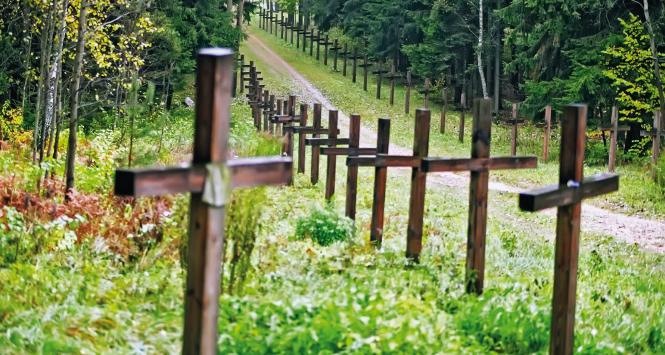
[
  {"xmin": 599, "ymin": 106, "xmax": 628, "ymax": 172},
  {"xmin": 315, "ymin": 30, "xmax": 322, "ymax": 60},
  {"xmin": 543, "ymin": 105, "xmax": 553, "ymax": 161},
  {"xmin": 373, "ymin": 61, "xmax": 389, "ymax": 100},
  {"xmin": 114, "ymin": 49, "xmax": 292, "ymax": 355},
  {"xmin": 308, "ymin": 29, "xmax": 315, "ymax": 56},
  {"xmin": 459, "ymin": 92, "xmax": 467, "ymax": 143},
  {"xmin": 519, "ymin": 104, "xmax": 619, "ymax": 355},
  {"xmin": 349, "ymin": 47, "xmax": 362, "ymax": 83},
  {"xmin": 320, "ymin": 114, "xmax": 377, "ymax": 219}
]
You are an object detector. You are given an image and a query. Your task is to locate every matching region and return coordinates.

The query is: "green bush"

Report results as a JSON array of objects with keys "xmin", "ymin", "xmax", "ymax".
[
  {"xmin": 295, "ymin": 204, "xmax": 355, "ymax": 246},
  {"xmin": 585, "ymin": 140, "xmax": 608, "ymax": 166}
]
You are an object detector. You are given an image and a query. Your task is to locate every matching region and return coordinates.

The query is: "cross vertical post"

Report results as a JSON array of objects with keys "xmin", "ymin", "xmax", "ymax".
[
  {"xmin": 352, "ymin": 47, "xmax": 358, "ymax": 83},
  {"xmin": 405, "ymin": 71, "xmax": 411, "ymax": 114},
  {"xmin": 369, "ymin": 118, "xmax": 391, "ymax": 245},
  {"xmin": 608, "ymin": 105, "xmax": 618, "ymax": 172},
  {"xmin": 297, "ymin": 103, "xmax": 308, "ymax": 174},
  {"xmin": 345, "ymin": 114, "xmax": 361, "ymax": 219},
  {"xmin": 544, "ymin": 105, "xmax": 552, "ymax": 162},
  {"xmin": 333, "ymin": 39, "xmax": 339, "ymax": 71},
  {"xmin": 325, "ymin": 110, "xmax": 339, "ymax": 200},
  {"xmin": 363, "ymin": 47, "xmax": 369, "ymax": 91},
  {"xmin": 311, "ymin": 103, "xmax": 322, "ymax": 184},
  {"xmin": 406, "ymin": 109, "xmax": 431, "ymax": 261},
  {"xmin": 295, "ymin": 21, "xmax": 300, "ymax": 49},
  {"xmin": 309, "ymin": 29, "xmax": 314, "ymax": 56},
  {"xmin": 316, "ymin": 30, "xmax": 321, "ymax": 60},
  {"xmin": 459, "ymin": 93, "xmax": 466, "ymax": 143},
  {"xmin": 323, "ymin": 35, "xmax": 330, "ymax": 65},
  {"xmin": 342, "ymin": 43, "xmax": 348, "ymax": 76},
  {"xmin": 275, "ymin": 99, "xmax": 282, "ymax": 136},
  {"xmin": 440, "ymin": 85, "xmax": 447, "ymax": 134},
  {"xmin": 466, "ymin": 99, "xmax": 491, "ymax": 294},
  {"xmin": 268, "ymin": 94, "xmax": 275, "ymax": 134},
  {"xmin": 262, "ymin": 90, "xmax": 270, "ymax": 131}
]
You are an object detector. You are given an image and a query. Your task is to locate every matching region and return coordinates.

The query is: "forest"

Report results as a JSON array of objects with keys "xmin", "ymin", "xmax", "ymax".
[{"xmin": 0, "ymin": 0, "xmax": 664, "ymax": 353}]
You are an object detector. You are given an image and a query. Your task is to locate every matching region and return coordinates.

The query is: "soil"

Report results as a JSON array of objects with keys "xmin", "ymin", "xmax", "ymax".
[{"xmin": 245, "ymin": 34, "xmax": 665, "ymax": 253}]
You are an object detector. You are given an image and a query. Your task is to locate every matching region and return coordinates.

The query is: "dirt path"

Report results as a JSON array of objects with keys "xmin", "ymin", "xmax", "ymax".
[{"xmin": 245, "ymin": 34, "xmax": 665, "ymax": 253}]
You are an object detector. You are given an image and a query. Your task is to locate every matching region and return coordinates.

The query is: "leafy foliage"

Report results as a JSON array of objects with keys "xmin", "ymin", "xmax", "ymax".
[{"xmin": 295, "ymin": 204, "xmax": 355, "ymax": 246}]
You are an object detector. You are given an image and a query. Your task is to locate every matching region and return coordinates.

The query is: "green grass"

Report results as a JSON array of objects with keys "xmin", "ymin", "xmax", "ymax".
[{"xmin": 245, "ymin": 24, "xmax": 665, "ymax": 218}]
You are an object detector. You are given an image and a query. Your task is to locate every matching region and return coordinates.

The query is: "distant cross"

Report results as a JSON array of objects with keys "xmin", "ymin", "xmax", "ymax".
[
  {"xmin": 542, "ymin": 105, "xmax": 553, "ymax": 161},
  {"xmin": 357, "ymin": 48, "xmax": 371, "ymax": 91},
  {"xmin": 321, "ymin": 35, "xmax": 334, "ymax": 66},
  {"xmin": 315, "ymin": 30, "xmax": 322, "ymax": 60},
  {"xmin": 296, "ymin": 23, "xmax": 305, "ymax": 50},
  {"xmin": 385, "ymin": 65, "xmax": 401, "ymax": 106},
  {"xmin": 299, "ymin": 26, "xmax": 308, "ymax": 53},
  {"xmin": 349, "ymin": 47, "xmax": 362, "ymax": 83},
  {"xmin": 519, "ymin": 104, "xmax": 619, "ymax": 355},
  {"xmin": 114, "ymin": 49, "xmax": 292, "ymax": 355},
  {"xmin": 419, "ymin": 78, "xmax": 433, "ymax": 109},
  {"xmin": 440, "ymin": 83, "xmax": 448, "ymax": 134},
  {"xmin": 305, "ymin": 109, "xmax": 350, "ymax": 186},
  {"xmin": 504, "ymin": 103, "xmax": 526, "ymax": 156},
  {"xmin": 373, "ymin": 61, "xmax": 389, "ymax": 100},
  {"xmin": 309, "ymin": 29, "xmax": 315, "ymax": 56},
  {"xmin": 320, "ymin": 114, "xmax": 377, "ymax": 219},
  {"xmin": 641, "ymin": 110, "xmax": 663, "ymax": 179},
  {"xmin": 459, "ymin": 92, "xmax": 467, "ymax": 143},
  {"xmin": 404, "ymin": 71, "xmax": 412, "ymax": 114},
  {"xmin": 283, "ymin": 103, "xmax": 309, "ymax": 174},
  {"xmin": 331, "ymin": 39, "xmax": 341, "ymax": 71},
  {"xmin": 599, "ymin": 106, "xmax": 628, "ymax": 172},
  {"xmin": 339, "ymin": 43, "xmax": 351, "ymax": 76}
]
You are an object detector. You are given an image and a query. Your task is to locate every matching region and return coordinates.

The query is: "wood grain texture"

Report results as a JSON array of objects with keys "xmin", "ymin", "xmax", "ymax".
[
  {"xmin": 406, "ymin": 109, "xmax": 430, "ymax": 261},
  {"xmin": 345, "ymin": 114, "xmax": 361, "ymax": 219},
  {"xmin": 325, "ymin": 110, "xmax": 338, "ymax": 200},
  {"xmin": 370, "ymin": 118, "xmax": 391, "ymax": 245},
  {"xmin": 311, "ymin": 103, "xmax": 322, "ymax": 184},
  {"xmin": 297, "ymin": 103, "xmax": 308, "ymax": 174}
]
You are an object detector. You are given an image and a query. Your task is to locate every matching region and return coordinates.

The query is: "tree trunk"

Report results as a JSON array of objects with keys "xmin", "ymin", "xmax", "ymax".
[
  {"xmin": 236, "ymin": 0, "xmax": 244, "ymax": 27},
  {"xmin": 493, "ymin": 0, "xmax": 502, "ymax": 113},
  {"xmin": 40, "ymin": 0, "xmax": 69, "ymax": 163},
  {"xmin": 33, "ymin": 1, "xmax": 56, "ymax": 163},
  {"xmin": 642, "ymin": 0, "xmax": 665, "ymax": 117},
  {"xmin": 477, "ymin": 0, "xmax": 489, "ymax": 99},
  {"xmin": 65, "ymin": 0, "xmax": 88, "ymax": 201}
]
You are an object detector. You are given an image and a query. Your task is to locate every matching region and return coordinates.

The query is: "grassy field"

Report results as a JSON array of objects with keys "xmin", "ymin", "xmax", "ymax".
[{"xmin": 245, "ymin": 24, "xmax": 665, "ymax": 219}]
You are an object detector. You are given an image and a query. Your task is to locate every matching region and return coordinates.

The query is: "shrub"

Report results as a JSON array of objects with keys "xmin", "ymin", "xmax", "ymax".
[
  {"xmin": 585, "ymin": 140, "xmax": 608, "ymax": 166},
  {"xmin": 295, "ymin": 204, "xmax": 355, "ymax": 246},
  {"xmin": 223, "ymin": 187, "xmax": 267, "ymax": 295}
]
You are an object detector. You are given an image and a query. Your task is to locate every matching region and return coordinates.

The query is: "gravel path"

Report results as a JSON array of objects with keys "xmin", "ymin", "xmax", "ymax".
[{"xmin": 246, "ymin": 34, "xmax": 665, "ymax": 253}]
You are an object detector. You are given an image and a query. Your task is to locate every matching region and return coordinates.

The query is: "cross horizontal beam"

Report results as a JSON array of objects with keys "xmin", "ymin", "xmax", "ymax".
[
  {"xmin": 519, "ymin": 173, "xmax": 619, "ymax": 212},
  {"xmin": 346, "ymin": 155, "xmax": 420, "ymax": 167},
  {"xmin": 115, "ymin": 157, "xmax": 292, "ymax": 197},
  {"xmin": 288, "ymin": 126, "xmax": 340, "ymax": 134},
  {"xmin": 423, "ymin": 156, "xmax": 537, "ymax": 172},
  {"xmin": 320, "ymin": 147, "xmax": 377, "ymax": 156},
  {"xmin": 305, "ymin": 137, "xmax": 350, "ymax": 146}
]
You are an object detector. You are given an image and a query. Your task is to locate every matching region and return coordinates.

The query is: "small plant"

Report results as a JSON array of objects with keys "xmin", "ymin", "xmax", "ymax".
[
  {"xmin": 295, "ymin": 204, "xmax": 355, "ymax": 246},
  {"xmin": 656, "ymin": 154, "xmax": 665, "ymax": 190}
]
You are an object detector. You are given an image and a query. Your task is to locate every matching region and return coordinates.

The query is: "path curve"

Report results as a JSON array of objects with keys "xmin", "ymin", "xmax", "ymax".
[{"xmin": 245, "ymin": 34, "xmax": 665, "ymax": 253}]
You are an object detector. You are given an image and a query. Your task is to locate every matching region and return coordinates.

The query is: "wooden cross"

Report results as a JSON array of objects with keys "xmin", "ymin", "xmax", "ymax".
[
  {"xmin": 459, "ymin": 92, "xmax": 467, "ymax": 143},
  {"xmin": 384, "ymin": 65, "xmax": 401, "ymax": 106},
  {"xmin": 519, "ymin": 104, "xmax": 619, "ymax": 355},
  {"xmin": 373, "ymin": 61, "xmax": 389, "ymax": 100},
  {"xmin": 440, "ymin": 84, "xmax": 448, "ymax": 134},
  {"xmin": 419, "ymin": 78, "xmax": 433, "ymax": 109},
  {"xmin": 404, "ymin": 71, "xmax": 412, "ymax": 114},
  {"xmin": 321, "ymin": 35, "xmax": 333, "ymax": 66},
  {"xmin": 346, "ymin": 118, "xmax": 392, "ymax": 245},
  {"xmin": 279, "ymin": 13, "xmax": 285, "ymax": 39},
  {"xmin": 503, "ymin": 103, "xmax": 526, "ymax": 156},
  {"xmin": 271, "ymin": 95, "xmax": 299, "ymax": 157},
  {"xmin": 339, "ymin": 43, "xmax": 351, "ymax": 76},
  {"xmin": 305, "ymin": 109, "xmax": 350, "ymax": 186},
  {"xmin": 283, "ymin": 103, "xmax": 309, "ymax": 174},
  {"xmin": 641, "ymin": 110, "xmax": 663, "ymax": 179},
  {"xmin": 348, "ymin": 47, "xmax": 363, "ymax": 83},
  {"xmin": 308, "ymin": 29, "xmax": 315, "ymax": 56},
  {"xmin": 315, "ymin": 30, "xmax": 322, "ymax": 60},
  {"xmin": 114, "ymin": 49, "xmax": 292, "ymax": 355},
  {"xmin": 599, "ymin": 106, "xmax": 628, "ymax": 172},
  {"xmin": 543, "ymin": 105, "xmax": 553, "ymax": 161},
  {"xmin": 300, "ymin": 26, "xmax": 309, "ymax": 53},
  {"xmin": 320, "ymin": 114, "xmax": 377, "ymax": 219},
  {"xmin": 357, "ymin": 50, "xmax": 371, "ymax": 92},
  {"xmin": 331, "ymin": 39, "xmax": 342, "ymax": 71}
]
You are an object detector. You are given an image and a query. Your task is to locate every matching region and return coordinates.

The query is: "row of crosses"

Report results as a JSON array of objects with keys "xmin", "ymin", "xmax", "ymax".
[{"xmin": 115, "ymin": 47, "xmax": 620, "ymax": 355}]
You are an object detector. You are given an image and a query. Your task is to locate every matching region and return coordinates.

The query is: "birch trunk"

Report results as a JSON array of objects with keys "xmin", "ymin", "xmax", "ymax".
[
  {"xmin": 642, "ymin": 0, "xmax": 665, "ymax": 117},
  {"xmin": 65, "ymin": 0, "xmax": 88, "ymax": 201},
  {"xmin": 477, "ymin": 0, "xmax": 489, "ymax": 99}
]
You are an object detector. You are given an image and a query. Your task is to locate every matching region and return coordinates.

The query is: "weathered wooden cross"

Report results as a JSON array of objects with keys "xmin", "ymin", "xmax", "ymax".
[
  {"xmin": 321, "ymin": 35, "xmax": 333, "ymax": 65},
  {"xmin": 331, "ymin": 39, "xmax": 341, "ymax": 71},
  {"xmin": 358, "ymin": 50, "xmax": 371, "ymax": 92},
  {"xmin": 440, "ymin": 84, "xmax": 448, "ymax": 134},
  {"xmin": 503, "ymin": 103, "xmax": 526, "ymax": 156},
  {"xmin": 315, "ymin": 30, "xmax": 322, "ymax": 60},
  {"xmin": 305, "ymin": 108, "xmax": 350, "ymax": 186},
  {"xmin": 320, "ymin": 114, "xmax": 377, "ymax": 219},
  {"xmin": 405, "ymin": 71, "xmax": 412, "ymax": 114},
  {"xmin": 349, "ymin": 48, "xmax": 362, "ymax": 83},
  {"xmin": 599, "ymin": 106, "xmax": 628, "ymax": 172},
  {"xmin": 295, "ymin": 22, "xmax": 303, "ymax": 49},
  {"xmin": 339, "ymin": 43, "xmax": 350, "ymax": 77},
  {"xmin": 308, "ymin": 29, "xmax": 316, "ymax": 56},
  {"xmin": 543, "ymin": 105, "xmax": 553, "ymax": 161},
  {"xmin": 114, "ymin": 48, "xmax": 292, "ymax": 355},
  {"xmin": 283, "ymin": 103, "xmax": 309, "ymax": 174},
  {"xmin": 458, "ymin": 92, "xmax": 467, "ymax": 143},
  {"xmin": 519, "ymin": 104, "xmax": 619, "ymax": 355}
]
